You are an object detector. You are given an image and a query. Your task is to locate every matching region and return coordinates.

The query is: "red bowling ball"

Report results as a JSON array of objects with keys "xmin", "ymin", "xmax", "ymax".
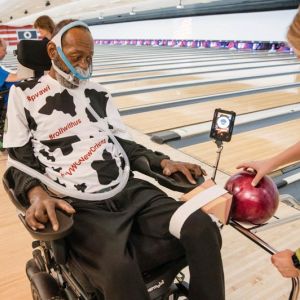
[{"xmin": 225, "ymin": 170, "xmax": 279, "ymax": 225}]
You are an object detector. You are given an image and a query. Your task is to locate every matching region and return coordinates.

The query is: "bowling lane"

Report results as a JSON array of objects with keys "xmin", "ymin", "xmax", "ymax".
[
  {"xmin": 180, "ymin": 118, "xmax": 300, "ymax": 175},
  {"xmin": 103, "ymin": 64, "xmax": 300, "ymax": 94},
  {"xmin": 114, "ymin": 74, "xmax": 300, "ymax": 109},
  {"xmin": 92, "ymin": 47, "xmax": 283, "ymax": 61},
  {"xmin": 121, "ymin": 87, "xmax": 300, "ymax": 133},
  {"xmin": 92, "ymin": 56, "xmax": 296, "ymax": 76},
  {"xmin": 92, "ymin": 51, "xmax": 274, "ymax": 67},
  {"xmin": 93, "ymin": 57, "xmax": 298, "ymax": 83},
  {"xmin": 92, "ymin": 53, "xmax": 294, "ymax": 70}
]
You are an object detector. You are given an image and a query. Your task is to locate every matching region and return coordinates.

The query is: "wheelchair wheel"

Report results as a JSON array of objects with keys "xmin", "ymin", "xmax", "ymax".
[
  {"xmin": 30, "ymin": 272, "xmax": 65, "ymax": 300},
  {"xmin": 162, "ymin": 282, "xmax": 189, "ymax": 300},
  {"xmin": 32, "ymin": 249, "xmax": 47, "ymax": 273}
]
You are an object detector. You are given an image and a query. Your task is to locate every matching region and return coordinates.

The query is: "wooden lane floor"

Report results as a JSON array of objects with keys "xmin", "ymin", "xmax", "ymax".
[
  {"xmin": 91, "ymin": 45, "xmax": 293, "ymax": 60},
  {"xmin": 92, "ymin": 55, "xmax": 296, "ymax": 76},
  {"xmin": 92, "ymin": 50, "xmax": 279, "ymax": 65},
  {"xmin": 0, "ymin": 155, "xmax": 33, "ymax": 300},
  {"xmin": 100, "ymin": 64, "xmax": 300, "ymax": 96},
  {"xmin": 180, "ymin": 118, "xmax": 300, "ymax": 175},
  {"xmin": 92, "ymin": 52, "xmax": 294, "ymax": 69},
  {"xmin": 114, "ymin": 74, "xmax": 300, "ymax": 110},
  {"xmin": 103, "ymin": 64, "xmax": 300, "ymax": 95},
  {"xmin": 93, "ymin": 57, "xmax": 298, "ymax": 82},
  {"xmin": 91, "ymin": 46, "xmax": 287, "ymax": 59},
  {"xmin": 121, "ymin": 87, "xmax": 300, "ymax": 134}
]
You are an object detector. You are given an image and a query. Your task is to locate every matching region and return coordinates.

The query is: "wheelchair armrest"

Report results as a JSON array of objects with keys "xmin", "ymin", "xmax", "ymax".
[
  {"xmin": 3, "ymin": 169, "xmax": 73, "ymax": 241},
  {"xmin": 131, "ymin": 156, "xmax": 204, "ymax": 193},
  {"xmin": 18, "ymin": 210, "xmax": 73, "ymax": 241}
]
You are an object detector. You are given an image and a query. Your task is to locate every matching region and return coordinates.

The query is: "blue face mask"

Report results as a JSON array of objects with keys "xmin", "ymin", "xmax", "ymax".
[{"xmin": 50, "ymin": 20, "xmax": 93, "ymax": 83}]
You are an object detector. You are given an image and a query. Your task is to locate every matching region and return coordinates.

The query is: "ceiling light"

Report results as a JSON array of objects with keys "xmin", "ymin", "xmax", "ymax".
[
  {"xmin": 176, "ymin": 0, "xmax": 184, "ymax": 9},
  {"xmin": 129, "ymin": 8, "xmax": 136, "ymax": 15}
]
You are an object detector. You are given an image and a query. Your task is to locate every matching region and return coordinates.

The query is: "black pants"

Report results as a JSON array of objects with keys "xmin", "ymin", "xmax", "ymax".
[{"xmin": 67, "ymin": 178, "xmax": 225, "ymax": 300}]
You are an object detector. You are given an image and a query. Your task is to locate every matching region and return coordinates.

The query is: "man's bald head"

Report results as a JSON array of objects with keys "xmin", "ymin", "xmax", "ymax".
[{"xmin": 47, "ymin": 20, "xmax": 94, "ymax": 88}]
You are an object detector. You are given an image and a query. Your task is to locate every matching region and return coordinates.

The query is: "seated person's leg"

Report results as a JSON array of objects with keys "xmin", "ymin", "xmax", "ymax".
[
  {"xmin": 66, "ymin": 198, "xmax": 151, "ymax": 300},
  {"xmin": 131, "ymin": 178, "xmax": 225, "ymax": 300}
]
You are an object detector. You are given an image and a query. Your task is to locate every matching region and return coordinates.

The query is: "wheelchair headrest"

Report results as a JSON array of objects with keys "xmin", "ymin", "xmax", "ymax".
[{"xmin": 16, "ymin": 39, "xmax": 51, "ymax": 72}]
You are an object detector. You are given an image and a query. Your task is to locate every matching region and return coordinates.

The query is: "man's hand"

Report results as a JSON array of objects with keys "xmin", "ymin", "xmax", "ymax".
[
  {"xmin": 26, "ymin": 186, "xmax": 75, "ymax": 231},
  {"xmin": 271, "ymin": 249, "xmax": 300, "ymax": 278},
  {"xmin": 160, "ymin": 159, "xmax": 206, "ymax": 184}
]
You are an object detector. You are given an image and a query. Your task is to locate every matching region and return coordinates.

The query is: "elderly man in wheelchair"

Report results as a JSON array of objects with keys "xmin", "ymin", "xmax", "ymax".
[{"xmin": 3, "ymin": 19, "xmax": 225, "ymax": 300}]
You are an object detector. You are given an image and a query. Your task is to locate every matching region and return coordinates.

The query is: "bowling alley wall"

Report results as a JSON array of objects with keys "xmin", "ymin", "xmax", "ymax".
[{"xmin": 90, "ymin": 9, "xmax": 297, "ymax": 49}]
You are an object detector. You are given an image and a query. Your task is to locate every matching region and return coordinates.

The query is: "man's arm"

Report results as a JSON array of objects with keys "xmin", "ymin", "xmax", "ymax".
[
  {"xmin": 116, "ymin": 136, "xmax": 170, "ymax": 170},
  {"xmin": 7, "ymin": 143, "xmax": 75, "ymax": 231},
  {"xmin": 7, "ymin": 141, "xmax": 43, "ymax": 207},
  {"xmin": 116, "ymin": 136, "xmax": 205, "ymax": 183}
]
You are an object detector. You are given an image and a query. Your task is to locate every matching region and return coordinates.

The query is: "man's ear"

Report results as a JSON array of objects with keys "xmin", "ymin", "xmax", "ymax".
[{"xmin": 47, "ymin": 41, "xmax": 57, "ymax": 60}]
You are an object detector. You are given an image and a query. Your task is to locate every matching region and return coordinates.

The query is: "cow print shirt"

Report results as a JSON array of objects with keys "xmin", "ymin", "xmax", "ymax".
[{"xmin": 4, "ymin": 74, "xmax": 132, "ymax": 194}]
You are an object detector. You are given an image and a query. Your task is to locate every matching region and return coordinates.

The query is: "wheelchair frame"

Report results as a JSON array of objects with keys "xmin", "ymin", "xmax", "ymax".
[{"xmin": 3, "ymin": 162, "xmax": 194, "ymax": 300}]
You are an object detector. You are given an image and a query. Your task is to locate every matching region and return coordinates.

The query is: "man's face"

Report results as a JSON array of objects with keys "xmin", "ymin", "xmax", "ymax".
[
  {"xmin": 0, "ymin": 41, "xmax": 7, "ymax": 60},
  {"xmin": 52, "ymin": 27, "xmax": 94, "ymax": 88}
]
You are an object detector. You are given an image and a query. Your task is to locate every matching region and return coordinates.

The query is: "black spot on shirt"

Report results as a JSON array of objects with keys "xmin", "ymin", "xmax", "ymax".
[
  {"xmin": 91, "ymin": 160, "xmax": 119, "ymax": 185},
  {"xmin": 74, "ymin": 183, "xmax": 87, "ymax": 192},
  {"xmin": 16, "ymin": 78, "xmax": 40, "ymax": 91},
  {"xmin": 54, "ymin": 177, "xmax": 66, "ymax": 187},
  {"xmin": 120, "ymin": 157, "xmax": 125, "ymax": 170},
  {"xmin": 39, "ymin": 90, "xmax": 76, "ymax": 116},
  {"xmin": 24, "ymin": 108, "xmax": 38, "ymax": 131},
  {"xmin": 85, "ymin": 89, "xmax": 109, "ymax": 118},
  {"xmin": 40, "ymin": 135, "xmax": 80, "ymax": 156},
  {"xmin": 39, "ymin": 149, "xmax": 55, "ymax": 162},
  {"xmin": 86, "ymin": 107, "xmax": 97, "ymax": 122},
  {"xmin": 52, "ymin": 166, "xmax": 62, "ymax": 173},
  {"xmin": 102, "ymin": 149, "xmax": 112, "ymax": 160}
]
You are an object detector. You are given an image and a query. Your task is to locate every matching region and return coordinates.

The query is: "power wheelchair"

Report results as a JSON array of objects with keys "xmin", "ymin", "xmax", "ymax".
[{"xmin": 3, "ymin": 39, "xmax": 205, "ymax": 300}]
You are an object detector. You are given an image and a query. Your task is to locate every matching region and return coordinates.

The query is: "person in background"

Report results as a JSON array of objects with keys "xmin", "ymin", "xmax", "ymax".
[
  {"xmin": 287, "ymin": 6, "xmax": 300, "ymax": 57},
  {"xmin": 34, "ymin": 15, "xmax": 55, "ymax": 41},
  {"xmin": 236, "ymin": 141, "xmax": 300, "ymax": 278},
  {"xmin": 0, "ymin": 38, "xmax": 19, "ymax": 85},
  {"xmin": 236, "ymin": 8, "xmax": 300, "ymax": 279},
  {"xmin": 0, "ymin": 38, "xmax": 25, "ymax": 150}
]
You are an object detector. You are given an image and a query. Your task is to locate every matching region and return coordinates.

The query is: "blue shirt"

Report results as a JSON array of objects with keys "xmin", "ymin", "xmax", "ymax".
[{"xmin": 0, "ymin": 66, "xmax": 16, "ymax": 105}]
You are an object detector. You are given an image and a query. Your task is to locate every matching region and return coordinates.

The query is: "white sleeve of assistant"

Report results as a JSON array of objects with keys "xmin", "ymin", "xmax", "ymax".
[
  {"xmin": 105, "ymin": 92, "xmax": 133, "ymax": 141},
  {"xmin": 3, "ymin": 85, "xmax": 31, "ymax": 148}
]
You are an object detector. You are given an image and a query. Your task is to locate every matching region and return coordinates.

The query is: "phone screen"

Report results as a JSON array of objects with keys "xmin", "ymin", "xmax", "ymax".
[{"xmin": 210, "ymin": 109, "xmax": 236, "ymax": 142}]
